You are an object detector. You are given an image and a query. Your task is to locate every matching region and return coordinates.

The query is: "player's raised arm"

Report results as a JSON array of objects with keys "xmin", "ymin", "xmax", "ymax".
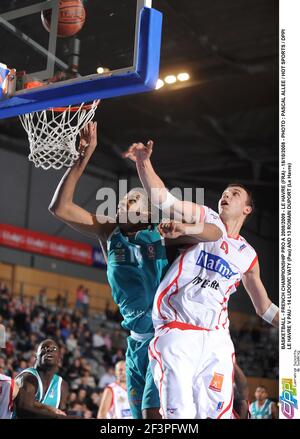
[
  {"xmin": 123, "ymin": 141, "xmax": 203, "ymax": 224},
  {"xmin": 158, "ymin": 220, "xmax": 222, "ymax": 244},
  {"xmin": 242, "ymin": 260, "xmax": 279, "ymax": 327},
  {"xmin": 49, "ymin": 122, "xmax": 115, "ymax": 240}
]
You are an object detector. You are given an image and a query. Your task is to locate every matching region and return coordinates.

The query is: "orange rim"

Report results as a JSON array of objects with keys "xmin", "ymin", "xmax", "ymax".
[{"xmin": 50, "ymin": 100, "xmax": 100, "ymax": 113}]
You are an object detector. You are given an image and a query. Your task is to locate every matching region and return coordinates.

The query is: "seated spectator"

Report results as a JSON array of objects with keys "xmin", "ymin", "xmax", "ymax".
[
  {"xmin": 75, "ymin": 285, "xmax": 84, "ymax": 312},
  {"xmin": 92, "ymin": 331, "xmax": 105, "ymax": 350},
  {"xmin": 37, "ymin": 288, "xmax": 47, "ymax": 309},
  {"xmin": 98, "ymin": 366, "xmax": 116, "ymax": 389},
  {"xmin": 103, "ymin": 333, "xmax": 112, "ymax": 352},
  {"xmin": 82, "ymin": 289, "xmax": 90, "ymax": 318},
  {"xmin": 66, "ymin": 333, "xmax": 78, "ymax": 353},
  {"xmin": 112, "ymin": 348, "xmax": 125, "ymax": 365}
]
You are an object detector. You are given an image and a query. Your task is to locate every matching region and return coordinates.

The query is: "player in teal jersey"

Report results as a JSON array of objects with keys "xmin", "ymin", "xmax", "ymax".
[
  {"xmin": 249, "ymin": 386, "xmax": 278, "ymax": 419},
  {"xmin": 15, "ymin": 339, "xmax": 72, "ymax": 418},
  {"xmin": 49, "ymin": 122, "xmax": 222, "ymax": 418}
]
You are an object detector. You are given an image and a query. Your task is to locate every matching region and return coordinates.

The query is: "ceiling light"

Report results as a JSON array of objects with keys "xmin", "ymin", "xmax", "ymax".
[
  {"xmin": 156, "ymin": 79, "xmax": 165, "ymax": 90},
  {"xmin": 164, "ymin": 75, "xmax": 177, "ymax": 84},
  {"xmin": 177, "ymin": 72, "xmax": 190, "ymax": 82}
]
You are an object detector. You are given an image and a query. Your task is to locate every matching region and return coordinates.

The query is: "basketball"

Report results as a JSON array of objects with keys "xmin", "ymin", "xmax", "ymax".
[{"xmin": 41, "ymin": 0, "xmax": 86, "ymax": 38}]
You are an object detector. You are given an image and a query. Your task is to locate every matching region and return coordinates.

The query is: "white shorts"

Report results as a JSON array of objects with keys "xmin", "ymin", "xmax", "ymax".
[{"xmin": 149, "ymin": 326, "xmax": 235, "ymax": 419}]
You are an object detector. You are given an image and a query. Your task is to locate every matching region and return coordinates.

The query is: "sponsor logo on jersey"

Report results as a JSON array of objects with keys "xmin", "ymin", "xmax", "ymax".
[
  {"xmin": 191, "ymin": 275, "xmax": 219, "ymax": 291},
  {"xmin": 217, "ymin": 401, "xmax": 224, "ymax": 411},
  {"xmin": 147, "ymin": 244, "xmax": 156, "ymax": 259},
  {"xmin": 49, "ymin": 389, "xmax": 55, "ymax": 399},
  {"xmin": 121, "ymin": 408, "xmax": 132, "ymax": 417},
  {"xmin": 239, "ymin": 244, "xmax": 247, "ymax": 252},
  {"xmin": 196, "ymin": 251, "xmax": 238, "ymax": 279},
  {"xmin": 209, "ymin": 373, "xmax": 224, "ymax": 392}
]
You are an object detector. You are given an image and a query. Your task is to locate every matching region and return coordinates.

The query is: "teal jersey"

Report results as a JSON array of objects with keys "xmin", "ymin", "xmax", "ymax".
[
  {"xmin": 107, "ymin": 225, "xmax": 169, "ymax": 333},
  {"xmin": 16, "ymin": 368, "xmax": 62, "ymax": 409},
  {"xmin": 250, "ymin": 399, "xmax": 273, "ymax": 419}
]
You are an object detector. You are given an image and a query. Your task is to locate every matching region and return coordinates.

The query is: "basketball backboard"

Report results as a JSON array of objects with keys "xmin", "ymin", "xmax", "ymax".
[{"xmin": 0, "ymin": 0, "xmax": 162, "ymax": 119}]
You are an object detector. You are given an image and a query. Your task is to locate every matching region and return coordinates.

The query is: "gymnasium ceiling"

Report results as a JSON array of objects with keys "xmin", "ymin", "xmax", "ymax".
[{"xmin": 0, "ymin": 0, "xmax": 279, "ymax": 237}]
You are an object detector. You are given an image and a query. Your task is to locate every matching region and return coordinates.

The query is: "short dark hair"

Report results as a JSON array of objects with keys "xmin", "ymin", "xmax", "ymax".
[
  {"xmin": 256, "ymin": 385, "xmax": 267, "ymax": 391},
  {"xmin": 227, "ymin": 183, "xmax": 255, "ymax": 214}
]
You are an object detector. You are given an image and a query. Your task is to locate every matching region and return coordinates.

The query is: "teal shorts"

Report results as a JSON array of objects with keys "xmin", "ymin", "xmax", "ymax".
[{"xmin": 126, "ymin": 335, "xmax": 160, "ymax": 419}]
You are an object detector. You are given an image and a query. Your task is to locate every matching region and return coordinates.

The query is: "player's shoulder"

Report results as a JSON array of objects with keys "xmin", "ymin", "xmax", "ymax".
[
  {"xmin": 238, "ymin": 235, "xmax": 257, "ymax": 256},
  {"xmin": 0, "ymin": 373, "xmax": 11, "ymax": 382},
  {"xmin": 15, "ymin": 369, "xmax": 38, "ymax": 387}
]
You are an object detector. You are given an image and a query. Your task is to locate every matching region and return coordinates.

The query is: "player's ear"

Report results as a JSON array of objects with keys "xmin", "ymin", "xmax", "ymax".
[{"xmin": 244, "ymin": 205, "xmax": 252, "ymax": 216}]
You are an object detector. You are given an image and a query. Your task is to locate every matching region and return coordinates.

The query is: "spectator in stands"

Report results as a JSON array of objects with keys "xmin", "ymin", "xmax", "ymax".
[
  {"xmin": 66, "ymin": 333, "xmax": 78, "ymax": 353},
  {"xmin": 82, "ymin": 289, "xmax": 90, "ymax": 318},
  {"xmin": 67, "ymin": 358, "xmax": 82, "ymax": 381},
  {"xmin": 103, "ymin": 333, "xmax": 112, "ymax": 352},
  {"xmin": 37, "ymin": 288, "xmax": 47, "ymax": 309},
  {"xmin": 98, "ymin": 366, "xmax": 116, "ymax": 389},
  {"xmin": 0, "ymin": 282, "xmax": 9, "ymax": 299},
  {"xmin": 87, "ymin": 391, "xmax": 102, "ymax": 417},
  {"xmin": 75, "ymin": 285, "xmax": 84, "ymax": 312},
  {"xmin": 112, "ymin": 348, "xmax": 125, "ymax": 365},
  {"xmin": 92, "ymin": 330, "xmax": 105, "ymax": 351}
]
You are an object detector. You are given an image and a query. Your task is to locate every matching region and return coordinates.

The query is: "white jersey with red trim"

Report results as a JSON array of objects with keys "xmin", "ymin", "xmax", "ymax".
[
  {"xmin": 153, "ymin": 206, "xmax": 257, "ymax": 331},
  {"xmin": 0, "ymin": 374, "xmax": 14, "ymax": 419},
  {"xmin": 106, "ymin": 382, "xmax": 133, "ymax": 419}
]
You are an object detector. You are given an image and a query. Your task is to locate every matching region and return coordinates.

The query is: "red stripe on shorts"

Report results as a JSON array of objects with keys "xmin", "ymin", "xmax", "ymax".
[
  {"xmin": 217, "ymin": 352, "xmax": 235, "ymax": 419},
  {"xmin": 159, "ymin": 321, "xmax": 211, "ymax": 331}
]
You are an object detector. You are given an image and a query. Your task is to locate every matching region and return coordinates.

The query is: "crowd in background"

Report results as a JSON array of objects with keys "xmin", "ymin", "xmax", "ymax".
[
  {"xmin": 231, "ymin": 320, "xmax": 279, "ymax": 379},
  {"xmin": 0, "ymin": 281, "xmax": 126, "ymax": 418},
  {"xmin": 0, "ymin": 280, "xmax": 278, "ymax": 417}
]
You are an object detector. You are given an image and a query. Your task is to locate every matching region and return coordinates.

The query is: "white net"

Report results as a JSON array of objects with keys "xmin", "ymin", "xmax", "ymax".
[{"xmin": 19, "ymin": 100, "xmax": 98, "ymax": 170}]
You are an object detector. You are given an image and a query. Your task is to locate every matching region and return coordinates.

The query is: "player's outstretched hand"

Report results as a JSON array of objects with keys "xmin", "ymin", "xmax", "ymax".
[
  {"xmin": 123, "ymin": 140, "xmax": 153, "ymax": 163},
  {"xmin": 158, "ymin": 221, "xmax": 185, "ymax": 239},
  {"xmin": 78, "ymin": 121, "xmax": 98, "ymax": 162}
]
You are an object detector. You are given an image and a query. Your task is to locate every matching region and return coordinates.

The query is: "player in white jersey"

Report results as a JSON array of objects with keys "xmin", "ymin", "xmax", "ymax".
[
  {"xmin": 97, "ymin": 361, "xmax": 133, "ymax": 419},
  {"xmin": 124, "ymin": 141, "xmax": 279, "ymax": 419},
  {"xmin": 0, "ymin": 324, "xmax": 19, "ymax": 419}
]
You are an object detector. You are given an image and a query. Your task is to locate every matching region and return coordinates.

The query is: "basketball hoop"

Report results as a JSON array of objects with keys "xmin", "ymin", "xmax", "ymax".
[{"xmin": 19, "ymin": 100, "xmax": 99, "ymax": 170}]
